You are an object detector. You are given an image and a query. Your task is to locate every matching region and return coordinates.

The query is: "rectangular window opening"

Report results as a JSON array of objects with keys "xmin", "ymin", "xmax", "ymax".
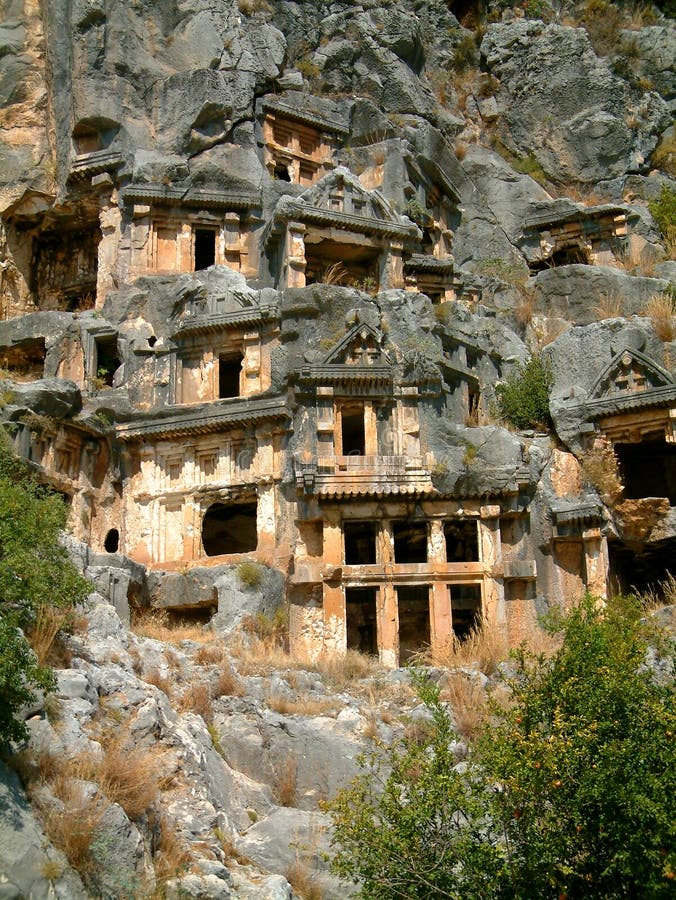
[
  {"xmin": 194, "ymin": 228, "xmax": 216, "ymax": 271},
  {"xmin": 346, "ymin": 587, "xmax": 378, "ymax": 656},
  {"xmin": 219, "ymin": 353, "xmax": 243, "ymax": 399},
  {"xmin": 341, "ymin": 406, "xmax": 366, "ymax": 456},
  {"xmin": 396, "ymin": 586, "xmax": 430, "ymax": 664},
  {"xmin": 449, "ymin": 584, "xmax": 482, "ymax": 641},
  {"xmin": 344, "ymin": 521, "xmax": 377, "ymax": 565},
  {"xmin": 94, "ymin": 335, "xmax": 120, "ymax": 387},
  {"xmin": 393, "ymin": 521, "xmax": 427, "ymax": 564},
  {"xmin": 615, "ymin": 439, "xmax": 676, "ymax": 505},
  {"xmin": 444, "ymin": 520, "xmax": 479, "ymax": 562}
]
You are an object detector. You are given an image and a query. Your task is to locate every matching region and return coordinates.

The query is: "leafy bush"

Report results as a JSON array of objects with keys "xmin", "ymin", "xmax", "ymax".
[
  {"xmin": 495, "ymin": 354, "xmax": 553, "ymax": 430},
  {"xmin": 327, "ymin": 596, "xmax": 676, "ymax": 898},
  {"xmin": 0, "ymin": 439, "xmax": 89, "ymax": 747},
  {"xmin": 649, "ymin": 185, "xmax": 676, "ymax": 256}
]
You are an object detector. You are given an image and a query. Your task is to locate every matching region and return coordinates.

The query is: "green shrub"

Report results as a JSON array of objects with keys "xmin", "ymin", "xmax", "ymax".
[
  {"xmin": 327, "ymin": 595, "xmax": 676, "ymax": 897},
  {"xmin": 452, "ymin": 34, "xmax": 479, "ymax": 72},
  {"xmin": 0, "ymin": 438, "xmax": 89, "ymax": 747},
  {"xmin": 649, "ymin": 184, "xmax": 676, "ymax": 241},
  {"xmin": 495, "ymin": 354, "xmax": 553, "ymax": 430},
  {"xmin": 237, "ymin": 559, "xmax": 263, "ymax": 588}
]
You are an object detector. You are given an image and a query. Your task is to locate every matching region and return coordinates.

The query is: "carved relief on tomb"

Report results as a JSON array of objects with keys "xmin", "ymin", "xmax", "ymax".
[
  {"xmin": 262, "ymin": 105, "xmax": 343, "ymax": 186},
  {"xmin": 588, "ymin": 347, "xmax": 674, "ymax": 400}
]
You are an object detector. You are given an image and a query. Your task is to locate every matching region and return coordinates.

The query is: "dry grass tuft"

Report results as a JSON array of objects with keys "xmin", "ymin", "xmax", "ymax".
[
  {"xmin": 594, "ymin": 290, "xmax": 624, "ymax": 320},
  {"xmin": 143, "ymin": 668, "xmax": 173, "ymax": 697},
  {"xmin": 424, "ymin": 625, "xmax": 509, "ymax": 677},
  {"xmin": 212, "ymin": 665, "xmax": 244, "ymax": 698},
  {"xmin": 178, "ymin": 682, "xmax": 213, "ymax": 724},
  {"xmin": 194, "ymin": 644, "xmax": 225, "ymax": 666},
  {"xmin": 96, "ymin": 733, "xmax": 167, "ymax": 820},
  {"xmin": 152, "ymin": 814, "xmax": 192, "ymax": 882},
  {"xmin": 26, "ymin": 605, "xmax": 72, "ymax": 666},
  {"xmin": 131, "ymin": 609, "xmax": 212, "ymax": 644},
  {"xmin": 316, "ymin": 649, "xmax": 382, "ymax": 689},
  {"xmin": 514, "ymin": 291, "xmax": 535, "ymax": 326},
  {"xmin": 643, "ymin": 292, "xmax": 676, "ymax": 342},
  {"xmin": 286, "ymin": 857, "xmax": 325, "ymax": 899},
  {"xmin": 440, "ymin": 673, "xmax": 489, "ymax": 740},
  {"xmin": 266, "ymin": 692, "xmax": 339, "ymax": 717},
  {"xmin": 636, "ymin": 571, "xmax": 676, "ymax": 611},
  {"xmin": 40, "ymin": 787, "xmax": 102, "ymax": 875},
  {"xmin": 581, "ymin": 442, "xmax": 624, "ymax": 504},
  {"xmin": 272, "ymin": 753, "xmax": 298, "ymax": 807}
]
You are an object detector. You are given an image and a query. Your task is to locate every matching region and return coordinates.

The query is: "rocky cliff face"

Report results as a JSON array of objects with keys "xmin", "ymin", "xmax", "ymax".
[{"xmin": 1, "ymin": 0, "xmax": 675, "ymax": 895}]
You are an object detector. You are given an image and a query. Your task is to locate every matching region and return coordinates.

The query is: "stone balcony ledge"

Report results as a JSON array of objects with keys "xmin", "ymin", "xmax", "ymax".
[{"xmin": 294, "ymin": 454, "xmax": 435, "ymax": 497}]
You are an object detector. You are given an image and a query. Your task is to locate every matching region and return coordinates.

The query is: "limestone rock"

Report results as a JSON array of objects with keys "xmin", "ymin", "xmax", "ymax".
[
  {"xmin": 0, "ymin": 760, "xmax": 88, "ymax": 900},
  {"xmin": 481, "ymin": 21, "xmax": 670, "ymax": 183}
]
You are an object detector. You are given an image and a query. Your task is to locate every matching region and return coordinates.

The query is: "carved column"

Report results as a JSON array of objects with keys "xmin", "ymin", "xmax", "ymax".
[
  {"xmin": 583, "ymin": 528, "xmax": 608, "ymax": 598},
  {"xmin": 428, "ymin": 519, "xmax": 452, "ymax": 654},
  {"xmin": 480, "ymin": 506, "xmax": 507, "ymax": 632},
  {"xmin": 286, "ymin": 221, "xmax": 306, "ymax": 288}
]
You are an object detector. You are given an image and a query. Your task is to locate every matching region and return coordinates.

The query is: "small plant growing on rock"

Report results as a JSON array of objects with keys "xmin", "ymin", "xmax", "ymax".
[
  {"xmin": 495, "ymin": 354, "xmax": 553, "ymax": 430},
  {"xmin": 649, "ymin": 185, "xmax": 676, "ymax": 258},
  {"xmin": 581, "ymin": 442, "xmax": 624, "ymax": 504},
  {"xmin": 643, "ymin": 291, "xmax": 676, "ymax": 342},
  {"xmin": 237, "ymin": 559, "xmax": 263, "ymax": 587}
]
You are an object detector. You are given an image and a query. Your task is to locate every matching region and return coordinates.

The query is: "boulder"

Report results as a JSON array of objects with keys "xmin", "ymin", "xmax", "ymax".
[
  {"xmin": 481, "ymin": 21, "xmax": 669, "ymax": 183},
  {"xmin": 0, "ymin": 760, "xmax": 88, "ymax": 900}
]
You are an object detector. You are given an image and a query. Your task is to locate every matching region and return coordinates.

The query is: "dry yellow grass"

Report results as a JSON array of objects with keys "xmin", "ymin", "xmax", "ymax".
[
  {"xmin": 266, "ymin": 692, "xmax": 339, "ymax": 717},
  {"xmin": 440, "ymin": 673, "xmax": 488, "ymax": 740},
  {"xmin": 26, "ymin": 605, "xmax": 72, "ymax": 666},
  {"xmin": 178, "ymin": 682, "xmax": 213, "ymax": 723},
  {"xmin": 95, "ymin": 733, "xmax": 168, "ymax": 820},
  {"xmin": 152, "ymin": 814, "xmax": 192, "ymax": 883},
  {"xmin": 143, "ymin": 668, "xmax": 173, "ymax": 697},
  {"xmin": 272, "ymin": 753, "xmax": 297, "ymax": 807},
  {"xmin": 194, "ymin": 644, "xmax": 225, "ymax": 665},
  {"xmin": 593, "ymin": 290, "xmax": 624, "ymax": 320},
  {"xmin": 424, "ymin": 624, "xmax": 509, "ymax": 676},
  {"xmin": 131, "ymin": 609, "xmax": 212, "ymax": 644},
  {"xmin": 582, "ymin": 443, "xmax": 624, "ymax": 503},
  {"xmin": 212, "ymin": 665, "xmax": 244, "ymax": 698},
  {"xmin": 643, "ymin": 292, "xmax": 676, "ymax": 342},
  {"xmin": 286, "ymin": 858, "xmax": 325, "ymax": 900}
]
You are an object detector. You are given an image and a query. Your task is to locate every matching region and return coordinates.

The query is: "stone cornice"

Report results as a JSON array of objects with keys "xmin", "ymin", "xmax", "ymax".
[
  {"xmin": 122, "ymin": 184, "xmax": 261, "ymax": 211},
  {"xmin": 404, "ymin": 254, "xmax": 454, "ymax": 273},
  {"xmin": 173, "ymin": 304, "xmax": 278, "ymax": 337},
  {"xmin": 261, "ymin": 99, "xmax": 350, "ymax": 136},
  {"xmin": 69, "ymin": 150, "xmax": 124, "ymax": 179},
  {"xmin": 269, "ymin": 199, "xmax": 419, "ymax": 240},
  {"xmin": 115, "ymin": 396, "xmax": 289, "ymax": 441},
  {"xmin": 574, "ymin": 384, "xmax": 676, "ymax": 420}
]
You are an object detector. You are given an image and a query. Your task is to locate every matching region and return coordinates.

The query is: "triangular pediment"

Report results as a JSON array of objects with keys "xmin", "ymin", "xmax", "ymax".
[
  {"xmin": 589, "ymin": 348, "xmax": 674, "ymax": 400},
  {"xmin": 297, "ymin": 167, "xmax": 399, "ymax": 223},
  {"xmin": 323, "ymin": 323, "xmax": 390, "ymax": 366}
]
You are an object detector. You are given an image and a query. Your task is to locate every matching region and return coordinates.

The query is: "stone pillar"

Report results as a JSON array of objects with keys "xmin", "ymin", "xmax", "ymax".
[
  {"xmin": 379, "ymin": 582, "xmax": 398, "ymax": 668},
  {"xmin": 257, "ymin": 482, "xmax": 277, "ymax": 557},
  {"xmin": 364, "ymin": 401, "xmax": 378, "ymax": 456},
  {"xmin": 243, "ymin": 332, "xmax": 262, "ymax": 395},
  {"xmin": 377, "ymin": 520, "xmax": 398, "ymax": 667},
  {"xmin": 380, "ymin": 240, "xmax": 404, "ymax": 290},
  {"xmin": 480, "ymin": 506, "xmax": 506, "ymax": 632},
  {"xmin": 429, "ymin": 519, "xmax": 452, "ymax": 654},
  {"xmin": 322, "ymin": 511, "xmax": 345, "ymax": 653},
  {"xmin": 286, "ymin": 221, "xmax": 306, "ymax": 288},
  {"xmin": 96, "ymin": 188, "xmax": 122, "ymax": 307},
  {"xmin": 583, "ymin": 528, "xmax": 608, "ymax": 598},
  {"xmin": 178, "ymin": 223, "xmax": 192, "ymax": 272}
]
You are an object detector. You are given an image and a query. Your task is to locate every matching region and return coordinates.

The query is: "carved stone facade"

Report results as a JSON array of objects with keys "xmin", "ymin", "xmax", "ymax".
[{"xmin": 0, "ymin": 87, "xmax": 673, "ymax": 668}]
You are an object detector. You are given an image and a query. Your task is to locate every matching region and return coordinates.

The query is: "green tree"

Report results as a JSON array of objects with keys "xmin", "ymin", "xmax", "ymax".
[
  {"xmin": 495, "ymin": 354, "xmax": 553, "ymax": 430},
  {"xmin": 327, "ymin": 596, "xmax": 676, "ymax": 898},
  {"xmin": 0, "ymin": 438, "xmax": 89, "ymax": 747}
]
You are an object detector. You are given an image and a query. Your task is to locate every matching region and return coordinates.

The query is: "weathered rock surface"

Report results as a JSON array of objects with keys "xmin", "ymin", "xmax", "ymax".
[{"xmin": 481, "ymin": 21, "xmax": 669, "ymax": 183}]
